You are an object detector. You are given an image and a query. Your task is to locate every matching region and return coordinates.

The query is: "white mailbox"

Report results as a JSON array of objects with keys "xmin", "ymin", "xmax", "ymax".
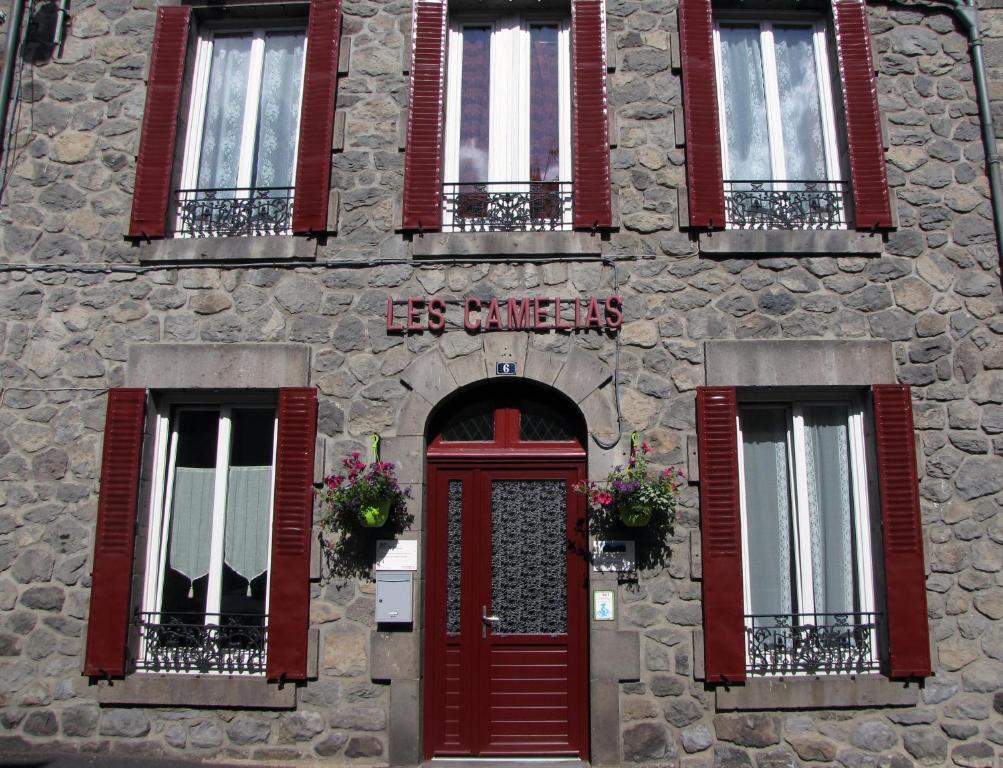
[{"xmin": 376, "ymin": 571, "xmax": 413, "ymax": 623}]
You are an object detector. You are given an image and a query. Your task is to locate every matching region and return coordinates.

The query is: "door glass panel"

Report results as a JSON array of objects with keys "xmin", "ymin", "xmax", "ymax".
[
  {"xmin": 447, "ymin": 480, "xmax": 463, "ymax": 634},
  {"xmin": 520, "ymin": 399, "xmax": 573, "ymax": 441},
  {"xmin": 441, "ymin": 401, "xmax": 495, "ymax": 442},
  {"xmin": 490, "ymin": 479, "xmax": 566, "ymax": 634}
]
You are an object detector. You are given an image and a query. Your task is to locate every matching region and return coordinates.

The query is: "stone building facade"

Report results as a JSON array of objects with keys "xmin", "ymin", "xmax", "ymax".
[{"xmin": 0, "ymin": 0, "xmax": 1002, "ymax": 765}]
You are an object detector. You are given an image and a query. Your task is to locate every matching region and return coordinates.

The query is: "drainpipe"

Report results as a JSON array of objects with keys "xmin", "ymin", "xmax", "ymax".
[{"xmin": 0, "ymin": 0, "xmax": 27, "ymax": 164}]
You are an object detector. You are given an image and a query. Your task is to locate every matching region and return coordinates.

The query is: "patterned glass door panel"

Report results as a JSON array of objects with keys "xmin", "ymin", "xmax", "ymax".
[{"xmin": 476, "ymin": 468, "xmax": 587, "ymax": 756}]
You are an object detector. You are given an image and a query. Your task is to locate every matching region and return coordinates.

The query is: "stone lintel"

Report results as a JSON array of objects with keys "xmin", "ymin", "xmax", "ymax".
[
  {"xmin": 697, "ymin": 229, "xmax": 883, "ymax": 255},
  {"xmin": 138, "ymin": 235, "xmax": 317, "ymax": 262},
  {"xmin": 126, "ymin": 343, "xmax": 311, "ymax": 389},
  {"xmin": 412, "ymin": 231, "xmax": 603, "ymax": 257},
  {"xmin": 705, "ymin": 340, "xmax": 895, "ymax": 387},
  {"xmin": 94, "ymin": 675, "xmax": 295, "ymax": 709},
  {"xmin": 715, "ymin": 676, "xmax": 921, "ymax": 710}
]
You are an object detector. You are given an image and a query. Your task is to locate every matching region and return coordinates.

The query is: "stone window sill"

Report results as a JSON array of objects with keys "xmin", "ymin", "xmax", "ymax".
[
  {"xmin": 136, "ymin": 235, "xmax": 317, "ymax": 263},
  {"xmin": 697, "ymin": 229, "xmax": 883, "ymax": 256},
  {"xmin": 411, "ymin": 231, "xmax": 603, "ymax": 257},
  {"xmin": 94, "ymin": 674, "xmax": 296, "ymax": 709},
  {"xmin": 715, "ymin": 675, "xmax": 920, "ymax": 711}
]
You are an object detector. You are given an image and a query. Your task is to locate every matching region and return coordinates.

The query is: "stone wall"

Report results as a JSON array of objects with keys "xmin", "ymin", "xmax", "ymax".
[{"xmin": 0, "ymin": 0, "xmax": 1001, "ymax": 764}]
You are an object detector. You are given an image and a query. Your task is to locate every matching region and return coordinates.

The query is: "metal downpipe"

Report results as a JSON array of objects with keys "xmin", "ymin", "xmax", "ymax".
[{"xmin": 0, "ymin": 0, "xmax": 27, "ymax": 163}]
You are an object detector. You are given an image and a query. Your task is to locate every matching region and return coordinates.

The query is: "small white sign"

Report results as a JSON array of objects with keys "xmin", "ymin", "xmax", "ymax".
[
  {"xmin": 593, "ymin": 590, "xmax": 615, "ymax": 622},
  {"xmin": 375, "ymin": 539, "xmax": 418, "ymax": 571}
]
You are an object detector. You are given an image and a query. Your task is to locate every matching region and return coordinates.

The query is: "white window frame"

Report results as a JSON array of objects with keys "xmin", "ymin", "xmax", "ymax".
[
  {"xmin": 139, "ymin": 399, "xmax": 278, "ymax": 675},
  {"xmin": 443, "ymin": 15, "xmax": 572, "ymax": 229},
  {"xmin": 712, "ymin": 18, "xmax": 843, "ymax": 190},
  {"xmin": 735, "ymin": 396, "xmax": 879, "ymax": 675},
  {"xmin": 178, "ymin": 22, "xmax": 308, "ymax": 198}
]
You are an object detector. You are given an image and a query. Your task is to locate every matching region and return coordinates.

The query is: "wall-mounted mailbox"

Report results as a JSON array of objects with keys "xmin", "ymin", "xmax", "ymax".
[
  {"xmin": 376, "ymin": 571, "xmax": 413, "ymax": 623},
  {"xmin": 591, "ymin": 540, "xmax": 636, "ymax": 573}
]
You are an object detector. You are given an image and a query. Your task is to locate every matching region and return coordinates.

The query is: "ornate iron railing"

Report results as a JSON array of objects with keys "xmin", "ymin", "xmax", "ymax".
[
  {"xmin": 442, "ymin": 181, "xmax": 573, "ymax": 232},
  {"xmin": 746, "ymin": 612, "xmax": 880, "ymax": 676},
  {"xmin": 174, "ymin": 187, "xmax": 294, "ymax": 237},
  {"xmin": 135, "ymin": 612, "xmax": 267, "ymax": 674},
  {"xmin": 724, "ymin": 180, "xmax": 849, "ymax": 230}
]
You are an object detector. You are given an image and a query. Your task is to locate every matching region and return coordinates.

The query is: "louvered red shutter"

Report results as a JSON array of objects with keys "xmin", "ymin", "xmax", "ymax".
[
  {"xmin": 292, "ymin": 0, "xmax": 343, "ymax": 234},
  {"xmin": 128, "ymin": 7, "xmax": 191, "ymax": 239},
  {"xmin": 402, "ymin": 0, "xmax": 448, "ymax": 231},
  {"xmin": 266, "ymin": 387, "xmax": 318, "ymax": 681},
  {"xmin": 571, "ymin": 0, "xmax": 612, "ymax": 230},
  {"xmin": 678, "ymin": 0, "xmax": 725, "ymax": 229},
  {"xmin": 696, "ymin": 387, "xmax": 745, "ymax": 683},
  {"xmin": 84, "ymin": 389, "xmax": 147, "ymax": 677},
  {"xmin": 873, "ymin": 385, "xmax": 931, "ymax": 678},
  {"xmin": 833, "ymin": 0, "xmax": 893, "ymax": 229}
]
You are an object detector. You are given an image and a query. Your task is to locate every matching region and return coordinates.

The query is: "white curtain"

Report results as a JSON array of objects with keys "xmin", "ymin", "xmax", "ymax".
[
  {"xmin": 773, "ymin": 27, "xmax": 827, "ymax": 183},
  {"xmin": 223, "ymin": 465, "xmax": 273, "ymax": 583},
  {"xmin": 168, "ymin": 467, "xmax": 215, "ymax": 584},
  {"xmin": 740, "ymin": 408, "xmax": 793, "ymax": 617},
  {"xmin": 803, "ymin": 405, "xmax": 854, "ymax": 615},
  {"xmin": 198, "ymin": 35, "xmax": 253, "ymax": 191},
  {"xmin": 719, "ymin": 26, "xmax": 771, "ymax": 182},
  {"xmin": 253, "ymin": 32, "xmax": 305, "ymax": 189}
]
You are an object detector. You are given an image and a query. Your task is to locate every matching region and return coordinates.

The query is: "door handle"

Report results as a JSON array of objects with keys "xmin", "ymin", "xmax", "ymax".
[{"xmin": 482, "ymin": 605, "xmax": 500, "ymax": 638}]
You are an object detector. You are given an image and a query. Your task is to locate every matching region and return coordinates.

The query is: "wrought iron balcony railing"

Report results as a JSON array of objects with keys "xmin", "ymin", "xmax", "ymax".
[
  {"xmin": 724, "ymin": 180, "xmax": 849, "ymax": 230},
  {"xmin": 746, "ymin": 612, "xmax": 880, "ymax": 676},
  {"xmin": 443, "ymin": 181, "xmax": 573, "ymax": 232},
  {"xmin": 174, "ymin": 187, "xmax": 294, "ymax": 238},
  {"xmin": 135, "ymin": 612, "xmax": 267, "ymax": 675}
]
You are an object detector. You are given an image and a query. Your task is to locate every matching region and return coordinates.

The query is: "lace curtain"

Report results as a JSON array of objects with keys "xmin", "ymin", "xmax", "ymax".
[
  {"xmin": 253, "ymin": 33, "xmax": 305, "ymax": 189},
  {"xmin": 773, "ymin": 27, "xmax": 827, "ymax": 183},
  {"xmin": 719, "ymin": 26, "xmax": 771, "ymax": 182},
  {"xmin": 198, "ymin": 36, "xmax": 252, "ymax": 190}
]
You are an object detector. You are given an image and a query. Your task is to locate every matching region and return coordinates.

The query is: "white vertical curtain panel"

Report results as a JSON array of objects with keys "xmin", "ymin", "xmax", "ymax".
[
  {"xmin": 253, "ymin": 32, "xmax": 305, "ymax": 189},
  {"xmin": 772, "ymin": 27, "xmax": 826, "ymax": 183},
  {"xmin": 198, "ymin": 35, "xmax": 252, "ymax": 190},
  {"xmin": 168, "ymin": 467, "xmax": 216, "ymax": 584},
  {"xmin": 719, "ymin": 26, "xmax": 771, "ymax": 182}
]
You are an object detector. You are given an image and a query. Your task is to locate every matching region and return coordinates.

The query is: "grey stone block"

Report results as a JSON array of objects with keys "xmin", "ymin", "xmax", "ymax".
[
  {"xmin": 590, "ymin": 630, "xmax": 640, "ymax": 682},
  {"xmin": 553, "ymin": 344, "xmax": 613, "ymax": 404},
  {"xmin": 698, "ymin": 229, "xmax": 884, "ymax": 255},
  {"xmin": 95, "ymin": 675, "xmax": 296, "ymax": 709},
  {"xmin": 412, "ymin": 231, "xmax": 603, "ymax": 257},
  {"xmin": 126, "ymin": 343, "xmax": 311, "ymax": 389},
  {"xmin": 590, "ymin": 680, "xmax": 620, "ymax": 766},
  {"xmin": 705, "ymin": 340, "xmax": 896, "ymax": 386},
  {"xmin": 370, "ymin": 630, "xmax": 419, "ymax": 680},
  {"xmin": 715, "ymin": 676, "xmax": 920, "ymax": 710},
  {"xmin": 140, "ymin": 235, "xmax": 317, "ymax": 262},
  {"xmin": 388, "ymin": 678, "xmax": 421, "ymax": 766}
]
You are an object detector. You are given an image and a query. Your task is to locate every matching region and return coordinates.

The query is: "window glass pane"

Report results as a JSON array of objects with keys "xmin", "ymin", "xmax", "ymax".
[
  {"xmin": 459, "ymin": 27, "xmax": 491, "ymax": 184},
  {"xmin": 520, "ymin": 399, "xmax": 573, "ymax": 441},
  {"xmin": 198, "ymin": 35, "xmax": 253, "ymax": 190},
  {"xmin": 719, "ymin": 25, "xmax": 772, "ymax": 181},
  {"xmin": 440, "ymin": 401, "xmax": 495, "ymax": 442},
  {"xmin": 740, "ymin": 407, "xmax": 794, "ymax": 617},
  {"xmin": 529, "ymin": 25, "xmax": 560, "ymax": 182},
  {"xmin": 773, "ymin": 27, "xmax": 827, "ymax": 182},
  {"xmin": 221, "ymin": 409, "xmax": 275, "ymax": 618},
  {"xmin": 802, "ymin": 404, "xmax": 855, "ymax": 615},
  {"xmin": 162, "ymin": 410, "xmax": 219, "ymax": 618},
  {"xmin": 252, "ymin": 32, "xmax": 306, "ymax": 189},
  {"xmin": 490, "ymin": 480, "xmax": 566, "ymax": 634},
  {"xmin": 446, "ymin": 480, "xmax": 463, "ymax": 634}
]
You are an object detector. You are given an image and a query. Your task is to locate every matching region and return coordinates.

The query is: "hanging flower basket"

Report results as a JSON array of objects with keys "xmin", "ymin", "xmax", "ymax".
[
  {"xmin": 320, "ymin": 451, "xmax": 411, "ymax": 532},
  {"xmin": 574, "ymin": 438, "xmax": 681, "ymax": 531}
]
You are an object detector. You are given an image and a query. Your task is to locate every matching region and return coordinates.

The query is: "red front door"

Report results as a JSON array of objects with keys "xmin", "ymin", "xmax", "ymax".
[{"xmin": 423, "ymin": 388, "xmax": 589, "ymax": 759}]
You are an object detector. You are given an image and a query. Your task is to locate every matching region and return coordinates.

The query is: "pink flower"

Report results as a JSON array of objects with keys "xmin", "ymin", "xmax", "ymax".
[
  {"xmin": 641, "ymin": 442, "xmax": 651, "ymax": 453},
  {"xmin": 594, "ymin": 491, "xmax": 614, "ymax": 507}
]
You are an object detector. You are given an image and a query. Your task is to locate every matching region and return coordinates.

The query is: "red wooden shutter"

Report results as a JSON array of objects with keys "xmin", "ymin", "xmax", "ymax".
[
  {"xmin": 128, "ymin": 7, "xmax": 191, "ymax": 239},
  {"xmin": 402, "ymin": 0, "xmax": 448, "ymax": 231},
  {"xmin": 266, "ymin": 387, "xmax": 318, "ymax": 681},
  {"xmin": 571, "ymin": 0, "xmax": 612, "ymax": 230},
  {"xmin": 833, "ymin": 0, "xmax": 893, "ymax": 229},
  {"xmin": 678, "ymin": 0, "xmax": 725, "ymax": 229},
  {"xmin": 292, "ymin": 0, "xmax": 343, "ymax": 234},
  {"xmin": 872, "ymin": 385, "xmax": 931, "ymax": 678},
  {"xmin": 696, "ymin": 387, "xmax": 745, "ymax": 683},
  {"xmin": 83, "ymin": 389, "xmax": 147, "ymax": 677}
]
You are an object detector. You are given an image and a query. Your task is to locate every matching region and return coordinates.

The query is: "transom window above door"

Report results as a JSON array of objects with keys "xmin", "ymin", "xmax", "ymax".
[
  {"xmin": 714, "ymin": 19, "xmax": 848, "ymax": 230},
  {"xmin": 442, "ymin": 15, "xmax": 572, "ymax": 232},
  {"xmin": 176, "ymin": 25, "xmax": 306, "ymax": 237},
  {"xmin": 428, "ymin": 385, "xmax": 585, "ymax": 453}
]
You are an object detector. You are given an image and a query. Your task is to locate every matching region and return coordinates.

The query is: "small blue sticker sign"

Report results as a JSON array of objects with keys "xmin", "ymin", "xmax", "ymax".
[{"xmin": 496, "ymin": 361, "xmax": 517, "ymax": 376}]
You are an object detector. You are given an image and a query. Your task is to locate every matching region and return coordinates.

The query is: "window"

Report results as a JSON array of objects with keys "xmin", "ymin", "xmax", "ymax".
[
  {"xmin": 737, "ymin": 398, "xmax": 879, "ymax": 676},
  {"xmin": 128, "ymin": 3, "xmax": 342, "ymax": 241},
  {"xmin": 442, "ymin": 17, "xmax": 572, "ymax": 232},
  {"xmin": 696, "ymin": 383, "xmax": 931, "ymax": 686},
  {"xmin": 402, "ymin": 0, "xmax": 612, "ymax": 233},
  {"xmin": 84, "ymin": 387, "xmax": 317, "ymax": 684},
  {"xmin": 137, "ymin": 404, "xmax": 277, "ymax": 675},
  {"xmin": 175, "ymin": 26, "xmax": 306, "ymax": 238},
  {"xmin": 714, "ymin": 20, "xmax": 848, "ymax": 230},
  {"xmin": 678, "ymin": 0, "xmax": 894, "ymax": 233}
]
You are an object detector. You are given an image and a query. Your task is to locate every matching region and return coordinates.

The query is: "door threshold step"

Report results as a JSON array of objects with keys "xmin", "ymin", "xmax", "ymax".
[{"xmin": 426, "ymin": 761, "xmax": 588, "ymax": 768}]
